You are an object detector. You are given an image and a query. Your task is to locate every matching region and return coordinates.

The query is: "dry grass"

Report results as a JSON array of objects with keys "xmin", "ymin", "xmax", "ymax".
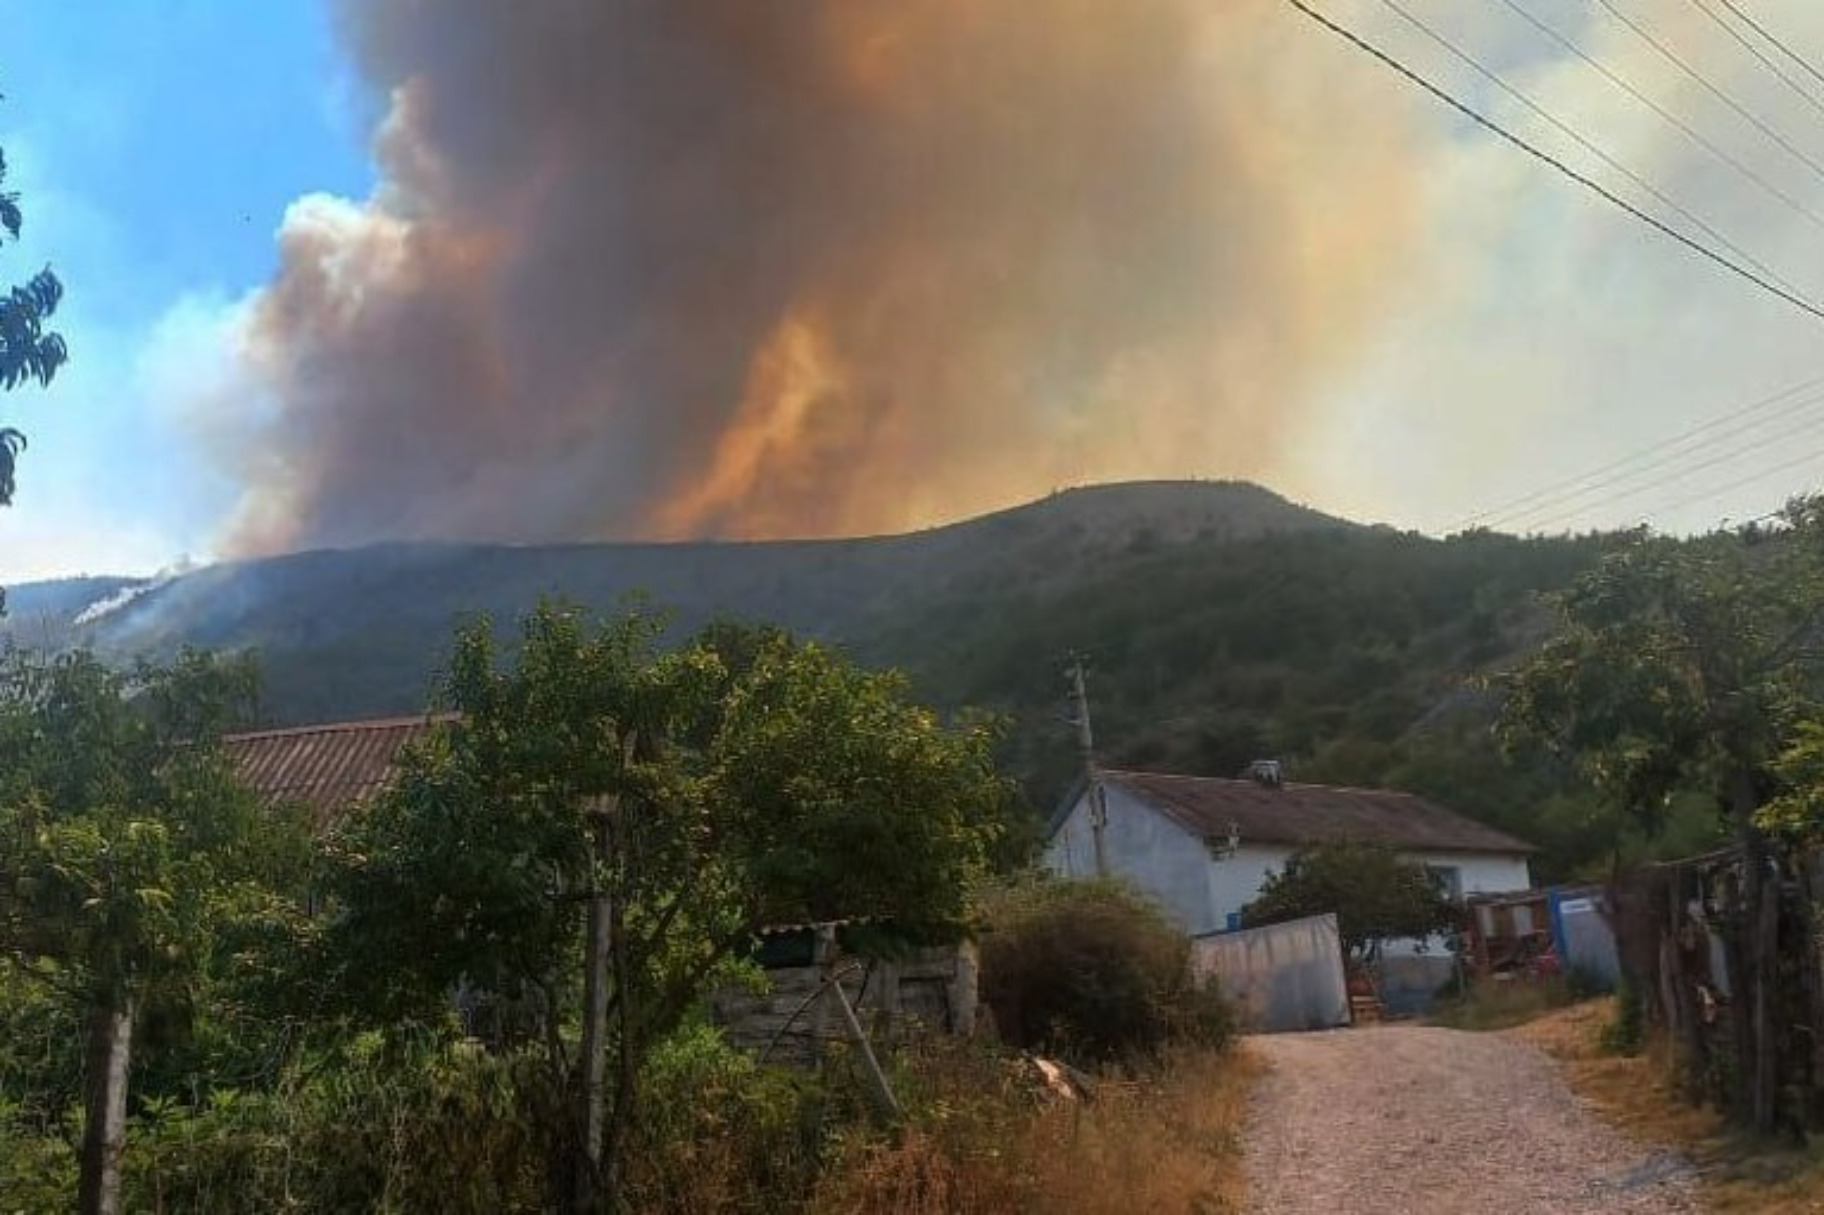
[
  {"xmin": 808, "ymin": 1044, "xmax": 1258, "ymax": 1215},
  {"xmin": 1511, "ymin": 999, "xmax": 1824, "ymax": 1214}
]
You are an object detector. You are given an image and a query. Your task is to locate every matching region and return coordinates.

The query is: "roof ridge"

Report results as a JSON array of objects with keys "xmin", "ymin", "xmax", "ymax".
[
  {"xmin": 223, "ymin": 712, "xmax": 456, "ymax": 743},
  {"xmin": 1103, "ymin": 768, "xmax": 1424, "ymax": 798}
]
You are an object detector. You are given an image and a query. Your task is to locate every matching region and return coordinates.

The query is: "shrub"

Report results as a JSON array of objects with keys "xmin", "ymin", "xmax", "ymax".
[
  {"xmin": 978, "ymin": 878, "xmax": 1231, "ymax": 1063},
  {"xmin": 622, "ymin": 1021, "xmax": 838, "ymax": 1213}
]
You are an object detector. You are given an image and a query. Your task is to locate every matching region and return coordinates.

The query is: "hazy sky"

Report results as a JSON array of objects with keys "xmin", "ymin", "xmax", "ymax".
[{"xmin": 5, "ymin": 1, "xmax": 1824, "ymax": 580}]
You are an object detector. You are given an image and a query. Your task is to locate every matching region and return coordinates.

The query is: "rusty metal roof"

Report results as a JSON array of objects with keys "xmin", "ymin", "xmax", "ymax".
[
  {"xmin": 223, "ymin": 714, "xmax": 452, "ymax": 828},
  {"xmin": 1103, "ymin": 769, "xmax": 1536, "ymax": 855}
]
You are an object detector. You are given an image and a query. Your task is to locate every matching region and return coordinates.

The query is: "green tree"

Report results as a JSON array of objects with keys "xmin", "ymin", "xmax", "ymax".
[
  {"xmin": 1499, "ymin": 502, "xmax": 1824, "ymax": 1131},
  {"xmin": 322, "ymin": 603, "xmax": 1008, "ymax": 1213},
  {"xmin": 0, "ymin": 649, "xmax": 302, "ymax": 1215},
  {"xmin": 1239, "ymin": 839, "xmax": 1457, "ymax": 960},
  {"xmin": 0, "ymin": 142, "xmax": 70, "ymax": 506}
]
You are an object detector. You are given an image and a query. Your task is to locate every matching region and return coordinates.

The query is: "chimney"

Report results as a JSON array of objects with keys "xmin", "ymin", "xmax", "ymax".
[{"xmin": 1244, "ymin": 759, "xmax": 1283, "ymax": 788}]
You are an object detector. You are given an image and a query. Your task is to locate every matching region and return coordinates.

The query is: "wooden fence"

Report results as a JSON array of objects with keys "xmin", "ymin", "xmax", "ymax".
[
  {"xmin": 1611, "ymin": 843, "xmax": 1824, "ymax": 1133},
  {"xmin": 711, "ymin": 934, "xmax": 980, "ymax": 1068}
]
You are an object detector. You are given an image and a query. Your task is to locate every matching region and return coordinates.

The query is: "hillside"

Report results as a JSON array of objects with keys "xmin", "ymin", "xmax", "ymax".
[
  {"xmin": 5, "ymin": 481, "xmax": 1347, "ymax": 721},
  {"xmin": 2, "ymin": 480, "xmax": 1688, "ymax": 878}
]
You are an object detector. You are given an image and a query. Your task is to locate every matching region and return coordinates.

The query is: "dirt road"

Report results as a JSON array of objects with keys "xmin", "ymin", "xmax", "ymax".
[{"xmin": 1244, "ymin": 1025, "xmax": 1700, "ymax": 1214}]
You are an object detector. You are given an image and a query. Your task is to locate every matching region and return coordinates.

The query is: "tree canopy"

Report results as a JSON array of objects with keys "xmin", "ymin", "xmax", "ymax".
[
  {"xmin": 320, "ymin": 603, "xmax": 1012, "ymax": 1211},
  {"xmin": 1239, "ymin": 839, "xmax": 1458, "ymax": 959},
  {"xmin": 1499, "ymin": 502, "xmax": 1824, "ymax": 835},
  {"xmin": 0, "ymin": 648, "xmax": 305, "ymax": 1213},
  {"xmin": 0, "ymin": 144, "xmax": 69, "ymax": 507}
]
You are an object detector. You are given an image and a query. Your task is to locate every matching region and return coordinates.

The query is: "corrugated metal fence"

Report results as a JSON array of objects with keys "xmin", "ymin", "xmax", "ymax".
[{"xmin": 1191, "ymin": 913, "xmax": 1349, "ymax": 1033}]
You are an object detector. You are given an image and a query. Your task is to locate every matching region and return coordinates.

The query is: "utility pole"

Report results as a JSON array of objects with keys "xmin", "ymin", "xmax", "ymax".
[{"xmin": 1067, "ymin": 656, "xmax": 1110, "ymax": 878}]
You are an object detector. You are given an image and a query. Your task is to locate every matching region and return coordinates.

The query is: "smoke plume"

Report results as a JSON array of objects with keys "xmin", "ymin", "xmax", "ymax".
[{"xmin": 214, "ymin": 0, "xmax": 1428, "ymax": 552}]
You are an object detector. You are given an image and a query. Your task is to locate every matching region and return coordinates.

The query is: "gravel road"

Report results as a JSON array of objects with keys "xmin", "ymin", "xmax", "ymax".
[{"xmin": 1244, "ymin": 1025, "xmax": 1701, "ymax": 1214}]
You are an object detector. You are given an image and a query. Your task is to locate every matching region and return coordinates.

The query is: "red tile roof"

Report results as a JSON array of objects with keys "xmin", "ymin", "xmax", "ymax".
[
  {"xmin": 1103, "ymin": 769, "xmax": 1535, "ymax": 855},
  {"xmin": 224, "ymin": 715, "xmax": 452, "ymax": 828}
]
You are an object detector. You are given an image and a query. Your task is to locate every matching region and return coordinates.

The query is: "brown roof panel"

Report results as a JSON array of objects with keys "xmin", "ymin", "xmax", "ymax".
[
  {"xmin": 1104, "ymin": 769, "xmax": 1535, "ymax": 855},
  {"xmin": 224, "ymin": 714, "xmax": 451, "ymax": 828}
]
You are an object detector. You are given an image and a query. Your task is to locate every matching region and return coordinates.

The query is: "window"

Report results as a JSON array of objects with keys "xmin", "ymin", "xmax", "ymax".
[{"xmin": 1427, "ymin": 864, "xmax": 1464, "ymax": 902}]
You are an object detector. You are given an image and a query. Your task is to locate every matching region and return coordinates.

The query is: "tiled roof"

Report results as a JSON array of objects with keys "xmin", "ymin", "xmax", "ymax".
[
  {"xmin": 224, "ymin": 715, "xmax": 451, "ymax": 828},
  {"xmin": 1103, "ymin": 769, "xmax": 1535, "ymax": 855}
]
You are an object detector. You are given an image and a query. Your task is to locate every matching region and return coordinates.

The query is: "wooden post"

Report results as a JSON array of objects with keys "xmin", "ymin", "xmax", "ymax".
[
  {"xmin": 77, "ymin": 991, "xmax": 133, "ymax": 1215},
  {"xmin": 816, "ymin": 924, "xmax": 900, "ymax": 1122},
  {"xmin": 575, "ymin": 796, "xmax": 616, "ymax": 1213},
  {"xmin": 832, "ymin": 974, "xmax": 903, "ymax": 1122}
]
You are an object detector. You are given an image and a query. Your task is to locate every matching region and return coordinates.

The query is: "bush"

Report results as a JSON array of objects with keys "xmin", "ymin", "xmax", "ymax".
[
  {"xmin": 978, "ymin": 879, "xmax": 1231, "ymax": 1063},
  {"xmin": 623, "ymin": 1021, "xmax": 838, "ymax": 1213}
]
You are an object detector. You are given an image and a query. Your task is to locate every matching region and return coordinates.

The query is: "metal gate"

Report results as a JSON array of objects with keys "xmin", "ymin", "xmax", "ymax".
[{"xmin": 1191, "ymin": 912, "xmax": 1349, "ymax": 1033}]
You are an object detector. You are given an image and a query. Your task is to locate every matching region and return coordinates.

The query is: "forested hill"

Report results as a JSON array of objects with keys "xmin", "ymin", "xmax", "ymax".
[{"xmin": 5, "ymin": 481, "xmax": 1657, "ymax": 877}]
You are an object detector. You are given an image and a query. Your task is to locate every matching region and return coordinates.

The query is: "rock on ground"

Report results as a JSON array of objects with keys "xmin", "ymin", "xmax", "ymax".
[{"xmin": 1244, "ymin": 1025, "xmax": 1701, "ymax": 1214}]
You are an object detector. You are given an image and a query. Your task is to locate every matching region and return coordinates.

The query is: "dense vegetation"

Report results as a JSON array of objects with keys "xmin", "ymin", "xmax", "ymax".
[
  {"xmin": 0, "ymin": 603, "xmax": 1240, "ymax": 1212},
  {"xmin": 1502, "ymin": 500, "xmax": 1824, "ymax": 1135}
]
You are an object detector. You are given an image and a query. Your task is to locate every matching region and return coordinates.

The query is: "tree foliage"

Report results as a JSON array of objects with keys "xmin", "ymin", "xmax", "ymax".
[
  {"xmin": 0, "ymin": 144, "xmax": 70, "ymax": 506},
  {"xmin": 320, "ymin": 602, "xmax": 1011, "ymax": 1210},
  {"xmin": 1239, "ymin": 839, "xmax": 1458, "ymax": 958},
  {"xmin": 1500, "ymin": 503, "xmax": 1824, "ymax": 832},
  {"xmin": 0, "ymin": 648, "xmax": 306, "ymax": 1212}
]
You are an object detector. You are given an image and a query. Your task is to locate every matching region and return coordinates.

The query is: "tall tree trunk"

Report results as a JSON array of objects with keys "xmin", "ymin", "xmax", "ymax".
[
  {"xmin": 573, "ymin": 798, "xmax": 616, "ymax": 1214},
  {"xmin": 1727, "ymin": 768, "xmax": 1782, "ymax": 1135},
  {"xmin": 77, "ymin": 988, "xmax": 133, "ymax": 1215},
  {"xmin": 602, "ymin": 829, "xmax": 636, "ymax": 1204}
]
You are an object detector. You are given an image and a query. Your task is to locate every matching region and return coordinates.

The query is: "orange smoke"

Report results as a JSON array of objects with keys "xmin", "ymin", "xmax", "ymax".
[{"xmin": 209, "ymin": 0, "xmax": 1429, "ymax": 553}]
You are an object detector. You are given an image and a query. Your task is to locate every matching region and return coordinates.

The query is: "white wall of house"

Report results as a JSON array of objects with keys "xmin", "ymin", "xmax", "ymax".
[
  {"xmin": 1045, "ymin": 781, "xmax": 1227, "ymax": 934},
  {"xmin": 1416, "ymin": 850, "xmax": 1532, "ymax": 900},
  {"xmin": 1043, "ymin": 784, "xmax": 1534, "ymax": 938}
]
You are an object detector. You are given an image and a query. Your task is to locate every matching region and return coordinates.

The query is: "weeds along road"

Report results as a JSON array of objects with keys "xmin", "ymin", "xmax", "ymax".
[{"xmin": 1244, "ymin": 1025, "xmax": 1699, "ymax": 1214}]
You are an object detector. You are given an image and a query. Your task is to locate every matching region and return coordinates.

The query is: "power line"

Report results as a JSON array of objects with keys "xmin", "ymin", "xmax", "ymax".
[
  {"xmin": 1499, "ymin": 0, "xmax": 1824, "ymax": 234},
  {"xmin": 1593, "ymin": 0, "xmax": 1824, "ymax": 186},
  {"xmin": 1599, "ymin": 440, "xmax": 1824, "ymax": 530},
  {"xmin": 1510, "ymin": 400, "xmax": 1824, "ymax": 531},
  {"xmin": 1380, "ymin": 0, "xmax": 1800, "ymax": 295},
  {"xmin": 1688, "ymin": 0, "xmax": 1824, "ymax": 123},
  {"xmin": 1454, "ymin": 374, "xmax": 1824, "ymax": 529},
  {"xmin": 1280, "ymin": 0, "xmax": 1824, "ymax": 325},
  {"xmin": 1713, "ymin": 0, "xmax": 1824, "ymax": 96}
]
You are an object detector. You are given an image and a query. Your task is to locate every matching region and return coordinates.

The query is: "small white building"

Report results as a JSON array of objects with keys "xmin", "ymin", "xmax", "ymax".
[{"xmin": 1043, "ymin": 765, "xmax": 1534, "ymax": 937}]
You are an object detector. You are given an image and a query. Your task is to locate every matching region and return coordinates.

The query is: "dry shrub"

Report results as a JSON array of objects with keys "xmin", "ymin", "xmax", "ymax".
[
  {"xmin": 809, "ymin": 1040, "xmax": 1254, "ymax": 1215},
  {"xmin": 979, "ymin": 879, "xmax": 1232, "ymax": 1063}
]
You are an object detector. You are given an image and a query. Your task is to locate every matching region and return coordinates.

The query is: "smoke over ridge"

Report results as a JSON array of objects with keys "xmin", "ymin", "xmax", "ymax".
[{"xmin": 211, "ymin": 0, "xmax": 1428, "ymax": 553}]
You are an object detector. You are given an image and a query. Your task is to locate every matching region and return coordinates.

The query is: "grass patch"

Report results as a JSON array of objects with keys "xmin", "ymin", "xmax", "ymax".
[
  {"xmin": 1511, "ymin": 999, "xmax": 1824, "ymax": 1214},
  {"xmin": 808, "ymin": 1042, "xmax": 1257, "ymax": 1215},
  {"xmin": 1428, "ymin": 976, "xmax": 1581, "ymax": 1031}
]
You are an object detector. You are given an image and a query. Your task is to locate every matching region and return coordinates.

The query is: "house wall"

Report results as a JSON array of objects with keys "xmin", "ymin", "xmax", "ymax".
[
  {"xmin": 1418, "ymin": 850, "xmax": 1532, "ymax": 899},
  {"xmin": 1044, "ymin": 782, "xmax": 1227, "ymax": 934}
]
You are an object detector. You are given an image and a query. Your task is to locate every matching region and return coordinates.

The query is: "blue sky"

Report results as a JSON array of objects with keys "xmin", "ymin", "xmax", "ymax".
[{"xmin": 0, "ymin": 2, "xmax": 370, "ymax": 579}]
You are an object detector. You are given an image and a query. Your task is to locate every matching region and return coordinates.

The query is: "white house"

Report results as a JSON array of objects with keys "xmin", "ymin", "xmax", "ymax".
[{"xmin": 1043, "ymin": 764, "xmax": 1534, "ymax": 937}]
